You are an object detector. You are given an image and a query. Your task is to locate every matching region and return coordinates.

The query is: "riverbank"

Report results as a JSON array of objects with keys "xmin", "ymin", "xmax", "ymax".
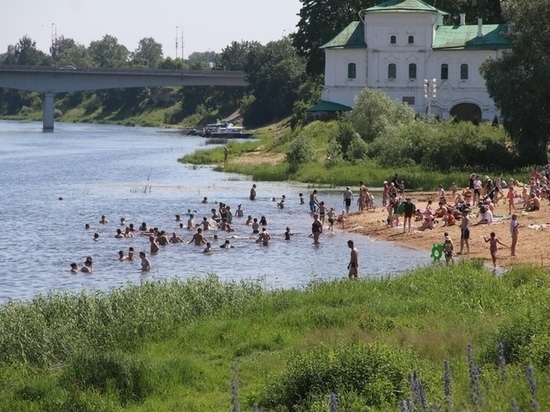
[{"xmin": 345, "ymin": 191, "xmax": 550, "ymax": 269}]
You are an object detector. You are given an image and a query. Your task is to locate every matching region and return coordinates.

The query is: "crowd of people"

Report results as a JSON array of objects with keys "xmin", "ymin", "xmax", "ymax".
[
  {"xmin": 70, "ymin": 183, "xmax": 364, "ymax": 278},
  {"xmin": 383, "ymin": 166, "xmax": 550, "ymax": 268}
]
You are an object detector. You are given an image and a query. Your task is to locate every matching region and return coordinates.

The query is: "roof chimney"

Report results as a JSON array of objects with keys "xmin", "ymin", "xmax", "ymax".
[
  {"xmin": 460, "ymin": 13, "xmax": 466, "ymax": 26},
  {"xmin": 477, "ymin": 17, "xmax": 483, "ymax": 37}
]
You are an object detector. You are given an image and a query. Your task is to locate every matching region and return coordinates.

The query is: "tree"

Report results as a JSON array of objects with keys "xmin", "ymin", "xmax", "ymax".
[
  {"xmin": 88, "ymin": 35, "xmax": 129, "ymax": 68},
  {"xmin": 243, "ymin": 39, "xmax": 307, "ymax": 126},
  {"xmin": 349, "ymin": 88, "xmax": 415, "ymax": 143},
  {"xmin": 1, "ymin": 36, "xmax": 51, "ymax": 66},
  {"xmin": 293, "ymin": 0, "xmax": 374, "ymax": 75},
  {"xmin": 52, "ymin": 36, "xmax": 92, "ymax": 67},
  {"xmin": 480, "ymin": 0, "xmax": 550, "ymax": 165},
  {"xmin": 131, "ymin": 37, "xmax": 163, "ymax": 69}
]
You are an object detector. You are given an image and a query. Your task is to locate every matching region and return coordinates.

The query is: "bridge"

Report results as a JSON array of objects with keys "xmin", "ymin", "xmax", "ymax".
[{"xmin": 0, "ymin": 66, "xmax": 248, "ymax": 131}]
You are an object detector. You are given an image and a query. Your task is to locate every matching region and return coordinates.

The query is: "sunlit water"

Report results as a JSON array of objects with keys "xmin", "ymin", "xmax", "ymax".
[{"xmin": 0, "ymin": 120, "xmax": 429, "ymax": 302}]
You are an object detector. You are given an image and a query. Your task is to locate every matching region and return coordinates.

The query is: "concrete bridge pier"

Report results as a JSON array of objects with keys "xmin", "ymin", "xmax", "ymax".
[{"xmin": 42, "ymin": 92, "xmax": 55, "ymax": 132}]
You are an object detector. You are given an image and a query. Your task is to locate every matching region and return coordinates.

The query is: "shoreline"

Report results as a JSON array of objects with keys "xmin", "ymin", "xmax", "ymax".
[{"xmin": 344, "ymin": 191, "xmax": 550, "ymax": 270}]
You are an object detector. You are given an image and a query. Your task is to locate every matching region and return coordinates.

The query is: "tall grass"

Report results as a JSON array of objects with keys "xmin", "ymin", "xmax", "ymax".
[{"xmin": 2, "ymin": 264, "xmax": 550, "ymax": 410}]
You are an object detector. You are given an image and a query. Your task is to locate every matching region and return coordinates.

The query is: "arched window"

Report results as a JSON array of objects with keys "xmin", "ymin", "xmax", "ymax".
[
  {"xmin": 408, "ymin": 35, "xmax": 414, "ymax": 44},
  {"xmin": 347, "ymin": 63, "xmax": 356, "ymax": 79},
  {"xmin": 408, "ymin": 63, "xmax": 417, "ymax": 79},
  {"xmin": 388, "ymin": 63, "xmax": 396, "ymax": 79},
  {"xmin": 441, "ymin": 64, "xmax": 448, "ymax": 80},
  {"xmin": 460, "ymin": 64, "xmax": 469, "ymax": 80},
  {"xmin": 390, "ymin": 35, "xmax": 396, "ymax": 44}
]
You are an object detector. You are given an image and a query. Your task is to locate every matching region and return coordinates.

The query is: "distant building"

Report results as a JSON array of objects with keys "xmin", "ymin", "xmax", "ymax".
[{"xmin": 319, "ymin": 0, "xmax": 510, "ymax": 121}]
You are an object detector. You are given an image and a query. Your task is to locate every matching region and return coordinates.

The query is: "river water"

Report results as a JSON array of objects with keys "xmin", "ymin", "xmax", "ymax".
[{"xmin": 0, "ymin": 120, "xmax": 429, "ymax": 302}]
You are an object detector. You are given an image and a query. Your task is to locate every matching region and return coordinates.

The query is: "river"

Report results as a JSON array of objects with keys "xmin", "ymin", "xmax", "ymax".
[{"xmin": 0, "ymin": 120, "xmax": 429, "ymax": 302}]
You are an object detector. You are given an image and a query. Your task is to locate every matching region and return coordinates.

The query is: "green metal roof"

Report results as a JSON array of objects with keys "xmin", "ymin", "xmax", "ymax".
[
  {"xmin": 320, "ymin": 22, "xmax": 366, "ymax": 50},
  {"xmin": 433, "ymin": 24, "xmax": 510, "ymax": 50},
  {"xmin": 363, "ymin": 0, "xmax": 448, "ymax": 14},
  {"xmin": 307, "ymin": 100, "xmax": 352, "ymax": 112}
]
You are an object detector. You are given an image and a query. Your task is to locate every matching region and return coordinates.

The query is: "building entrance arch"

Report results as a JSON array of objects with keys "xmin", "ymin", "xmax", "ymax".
[{"xmin": 450, "ymin": 103, "xmax": 482, "ymax": 122}]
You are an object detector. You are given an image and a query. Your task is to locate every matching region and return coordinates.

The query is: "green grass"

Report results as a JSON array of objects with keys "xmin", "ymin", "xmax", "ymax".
[{"xmin": 1, "ymin": 263, "xmax": 550, "ymax": 410}]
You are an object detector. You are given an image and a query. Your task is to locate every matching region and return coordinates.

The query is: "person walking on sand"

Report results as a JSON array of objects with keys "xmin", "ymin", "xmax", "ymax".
[
  {"xmin": 402, "ymin": 198, "xmax": 416, "ymax": 233},
  {"xmin": 507, "ymin": 186, "xmax": 517, "ymax": 215},
  {"xmin": 484, "ymin": 231, "xmax": 507, "ymax": 268},
  {"xmin": 510, "ymin": 213, "xmax": 519, "ymax": 257},
  {"xmin": 343, "ymin": 186, "xmax": 353, "ymax": 214},
  {"xmin": 347, "ymin": 240, "xmax": 359, "ymax": 279},
  {"xmin": 458, "ymin": 209, "xmax": 470, "ymax": 255}
]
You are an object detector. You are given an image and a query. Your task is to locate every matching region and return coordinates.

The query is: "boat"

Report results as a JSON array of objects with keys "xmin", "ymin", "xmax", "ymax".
[{"xmin": 199, "ymin": 121, "xmax": 254, "ymax": 138}]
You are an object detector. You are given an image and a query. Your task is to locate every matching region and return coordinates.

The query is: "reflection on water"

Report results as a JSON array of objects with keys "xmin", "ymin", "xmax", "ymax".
[{"xmin": 0, "ymin": 121, "xmax": 429, "ymax": 303}]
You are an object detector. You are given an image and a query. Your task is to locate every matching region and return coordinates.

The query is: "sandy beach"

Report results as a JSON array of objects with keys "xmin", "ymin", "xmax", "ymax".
[{"xmin": 345, "ymin": 192, "xmax": 550, "ymax": 270}]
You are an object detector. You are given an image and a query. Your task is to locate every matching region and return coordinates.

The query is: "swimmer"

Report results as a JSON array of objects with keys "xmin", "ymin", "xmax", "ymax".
[
  {"xmin": 203, "ymin": 242, "xmax": 213, "ymax": 253},
  {"xmin": 70, "ymin": 262, "xmax": 79, "ymax": 273},
  {"xmin": 251, "ymin": 218, "xmax": 260, "ymax": 234},
  {"xmin": 120, "ymin": 217, "xmax": 125, "ymax": 226},
  {"xmin": 175, "ymin": 214, "xmax": 181, "ymax": 222},
  {"xmin": 169, "ymin": 232, "xmax": 184, "ymax": 243},
  {"xmin": 245, "ymin": 215, "xmax": 253, "ymax": 225},
  {"xmin": 213, "ymin": 234, "xmax": 219, "ymax": 241},
  {"xmin": 201, "ymin": 196, "xmax": 208, "ymax": 204},
  {"xmin": 236, "ymin": 204, "xmax": 244, "ymax": 217},
  {"xmin": 139, "ymin": 251, "xmax": 151, "ymax": 272},
  {"xmin": 309, "ymin": 190, "xmax": 320, "ymax": 213},
  {"xmin": 187, "ymin": 214, "xmax": 196, "ymax": 229},
  {"xmin": 81, "ymin": 258, "xmax": 93, "ymax": 273},
  {"xmin": 99, "ymin": 215, "xmax": 108, "ymax": 224},
  {"xmin": 188, "ymin": 228, "xmax": 207, "ymax": 246},
  {"xmin": 128, "ymin": 247, "xmax": 135, "ymax": 261},
  {"xmin": 85, "ymin": 223, "xmax": 90, "ymax": 230},
  {"xmin": 149, "ymin": 236, "xmax": 160, "ymax": 254},
  {"xmin": 128, "ymin": 223, "xmax": 136, "ymax": 232},
  {"xmin": 220, "ymin": 239, "xmax": 235, "ymax": 249},
  {"xmin": 311, "ymin": 213, "xmax": 323, "ymax": 244},
  {"xmin": 93, "ymin": 233, "xmax": 99, "ymax": 241},
  {"xmin": 211, "ymin": 208, "xmax": 221, "ymax": 222},
  {"xmin": 199, "ymin": 217, "xmax": 212, "ymax": 230},
  {"xmin": 284, "ymin": 227, "xmax": 294, "ymax": 240},
  {"xmin": 277, "ymin": 199, "xmax": 285, "ymax": 208},
  {"xmin": 118, "ymin": 250, "xmax": 127, "ymax": 261},
  {"xmin": 220, "ymin": 218, "xmax": 234, "ymax": 232},
  {"xmin": 139, "ymin": 222, "xmax": 148, "ymax": 231},
  {"xmin": 115, "ymin": 229, "xmax": 125, "ymax": 238},
  {"xmin": 260, "ymin": 215, "xmax": 267, "ymax": 226},
  {"xmin": 256, "ymin": 228, "xmax": 271, "ymax": 246},
  {"xmin": 124, "ymin": 227, "xmax": 133, "ymax": 238},
  {"xmin": 157, "ymin": 231, "xmax": 171, "ymax": 246}
]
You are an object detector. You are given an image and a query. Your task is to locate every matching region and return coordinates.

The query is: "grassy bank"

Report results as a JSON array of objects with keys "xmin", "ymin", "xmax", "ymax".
[
  {"xmin": 180, "ymin": 121, "xmax": 531, "ymax": 190},
  {"xmin": 1, "ymin": 263, "xmax": 550, "ymax": 410}
]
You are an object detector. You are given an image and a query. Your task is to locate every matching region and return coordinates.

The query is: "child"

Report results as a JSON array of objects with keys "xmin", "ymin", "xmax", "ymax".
[
  {"xmin": 510, "ymin": 213, "xmax": 519, "ymax": 257},
  {"xmin": 140, "ymin": 251, "xmax": 151, "ymax": 272},
  {"xmin": 284, "ymin": 227, "xmax": 293, "ymax": 240},
  {"xmin": 337, "ymin": 210, "xmax": 346, "ymax": 229},
  {"xmin": 327, "ymin": 207, "xmax": 336, "ymax": 231},
  {"xmin": 483, "ymin": 231, "xmax": 507, "ymax": 268},
  {"xmin": 299, "ymin": 193, "xmax": 305, "ymax": 205},
  {"xmin": 443, "ymin": 233, "xmax": 454, "ymax": 265},
  {"xmin": 507, "ymin": 186, "xmax": 517, "ymax": 215}
]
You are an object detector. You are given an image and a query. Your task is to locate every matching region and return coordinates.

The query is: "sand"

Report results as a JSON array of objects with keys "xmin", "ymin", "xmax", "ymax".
[{"xmin": 345, "ymin": 192, "xmax": 550, "ymax": 270}]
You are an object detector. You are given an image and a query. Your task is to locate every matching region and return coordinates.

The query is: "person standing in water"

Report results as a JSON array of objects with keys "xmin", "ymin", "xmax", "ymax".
[
  {"xmin": 250, "ymin": 184, "xmax": 257, "ymax": 200},
  {"xmin": 347, "ymin": 240, "xmax": 359, "ymax": 279},
  {"xmin": 311, "ymin": 214, "xmax": 323, "ymax": 244},
  {"xmin": 140, "ymin": 251, "xmax": 151, "ymax": 272}
]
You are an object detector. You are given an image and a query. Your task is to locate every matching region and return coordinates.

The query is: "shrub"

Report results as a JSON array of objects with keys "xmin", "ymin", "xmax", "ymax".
[{"xmin": 261, "ymin": 343, "xmax": 414, "ymax": 410}]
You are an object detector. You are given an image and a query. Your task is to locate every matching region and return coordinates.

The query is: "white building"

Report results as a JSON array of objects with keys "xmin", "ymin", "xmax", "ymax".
[{"xmin": 319, "ymin": 0, "xmax": 510, "ymax": 121}]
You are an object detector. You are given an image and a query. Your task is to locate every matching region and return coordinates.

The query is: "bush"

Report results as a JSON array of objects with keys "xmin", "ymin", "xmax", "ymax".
[
  {"xmin": 261, "ymin": 343, "xmax": 414, "ymax": 410},
  {"xmin": 285, "ymin": 135, "xmax": 315, "ymax": 168},
  {"xmin": 61, "ymin": 350, "xmax": 152, "ymax": 405}
]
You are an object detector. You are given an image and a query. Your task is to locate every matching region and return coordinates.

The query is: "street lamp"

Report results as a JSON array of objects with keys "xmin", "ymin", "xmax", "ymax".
[{"xmin": 423, "ymin": 78, "xmax": 437, "ymax": 118}]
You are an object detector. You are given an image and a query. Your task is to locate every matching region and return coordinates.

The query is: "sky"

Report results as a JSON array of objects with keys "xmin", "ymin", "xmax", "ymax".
[{"xmin": 2, "ymin": 0, "xmax": 301, "ymax": 58}]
